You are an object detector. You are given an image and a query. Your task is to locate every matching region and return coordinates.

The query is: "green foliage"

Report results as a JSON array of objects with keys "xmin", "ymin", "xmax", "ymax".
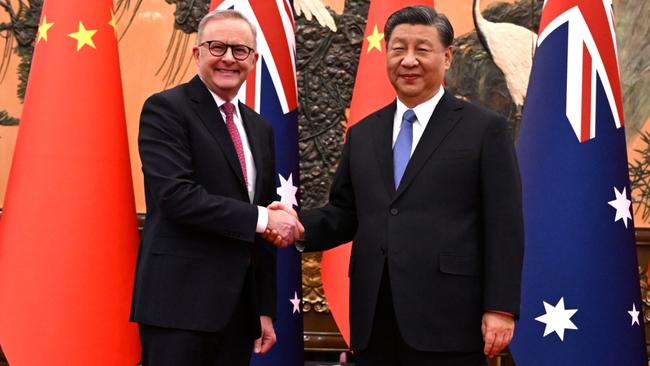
[
  {"xmin": 0, "ymin": 0, "xmax": 42, "ymax": 126},
  {"xmin": 629, "ymin": 131, "xmax": 650, "ymax": 222},
  {"xmin": 0, "ymin": 110, "xmax": 19, "ymax": 125},
  {"xmin": 15, "ymin": 0, "xmax": 42, "ymax": 102}
]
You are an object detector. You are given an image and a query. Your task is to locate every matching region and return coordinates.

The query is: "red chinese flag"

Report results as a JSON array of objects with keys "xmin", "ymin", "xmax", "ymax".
[
  {"xmin": 320, "ymin": 0, "xmax": 434, "ymax": 346},
  {"xmin": 0, "ymin": 1, "xmax": 141, "ymax": 364}
]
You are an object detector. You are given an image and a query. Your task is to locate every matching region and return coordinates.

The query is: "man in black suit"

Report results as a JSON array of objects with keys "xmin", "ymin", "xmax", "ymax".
[
  {"xmin": 131, "ymin": 9, "xmax": 303, "ymax": 366},
  {"xmin": 269, "ymin": 5, "xmax": 523, "ymax": 366}
]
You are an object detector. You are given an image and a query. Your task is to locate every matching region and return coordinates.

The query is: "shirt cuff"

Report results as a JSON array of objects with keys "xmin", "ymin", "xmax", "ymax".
[
  {"xmin": 256, "ymin": 206, "xmax": 269, "ymax": 233},
  {"xmin": 486, "ymin": 310, "xmax": 514, "ymax": 318}
]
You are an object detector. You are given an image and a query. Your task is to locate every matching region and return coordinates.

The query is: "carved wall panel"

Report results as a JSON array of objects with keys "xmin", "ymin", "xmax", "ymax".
[{"xmin": 297, "ymin": 0, "xmax": 369, "ymax": 315}]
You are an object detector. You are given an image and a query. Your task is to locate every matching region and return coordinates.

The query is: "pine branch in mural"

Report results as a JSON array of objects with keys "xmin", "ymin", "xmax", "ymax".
[
  {"xmin": 0, "ymin": 111, "xmax": 18, "ymax": 126},
  {"xmin": 154, "ymin": 0, "xmax": 210, "ymax": 87},
  {"xmin": 629, "ymin": 131, "xmax": 650, "ymax": 222},
  {"xmin": 0, "ymin": 0, "xmax": 42, "ymax": 126},
  {"xmin": 114, "ymin": 0, "xmax": 145, "ymax": 41}
]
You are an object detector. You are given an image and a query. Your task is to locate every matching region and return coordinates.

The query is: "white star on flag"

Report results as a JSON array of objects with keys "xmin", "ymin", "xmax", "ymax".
[
  {"xmin": 277, "ymin": 173, "xmax": 298, "ymax": 208},
  {"xmin": 289, "ymin": 291, "xmax": 301, "ymax": 314},
  {"xmin": 534, "ymin": 297, "xmax": 578, "ymax": 341},
  {"xmin": 628, "ymin": 303, "xmax": 640, "ymax": 326},
  {"xmin": 608, "ymin": 186, "xmax": 632, "ymax": 228}
]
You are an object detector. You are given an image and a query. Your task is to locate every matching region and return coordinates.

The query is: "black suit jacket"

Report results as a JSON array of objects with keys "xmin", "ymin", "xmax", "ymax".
[
  {"xmin": 301, "ymin": 92, "xmax": 524, "ymax": 352},
  {"xmin": 130, "ymin": 75, "xmax": 277, "ymax": 334}
]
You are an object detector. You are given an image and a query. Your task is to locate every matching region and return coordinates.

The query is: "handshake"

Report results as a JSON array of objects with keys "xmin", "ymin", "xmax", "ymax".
[{"xmin": 262, "ymin": 201, "xmax": 304, "ymax": 248}]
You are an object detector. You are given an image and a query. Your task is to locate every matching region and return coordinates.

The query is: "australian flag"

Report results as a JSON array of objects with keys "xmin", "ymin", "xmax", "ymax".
[
  {"xmin": 510, "ymin": 1, "xmax": 647, "ymax": 365},
  {"xmin": 210, "ymin": 1, "xmax": 303, "ymax": 365}
]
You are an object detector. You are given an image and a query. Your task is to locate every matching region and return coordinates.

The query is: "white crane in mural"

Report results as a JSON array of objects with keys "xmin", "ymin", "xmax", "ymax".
[
  {"xmin": 473, "ymin": 0, "xmax": 537, "ymax": 107},
  {"xmin": 294, "ymin": 0, "xmax": 338, "ymax": 32}
]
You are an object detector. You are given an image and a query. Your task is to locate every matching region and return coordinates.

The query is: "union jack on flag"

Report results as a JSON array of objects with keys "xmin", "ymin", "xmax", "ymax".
[
  {"xmin": 210, "ymin": 1, "xmax": 303, "ymax": 365},
  {"xmin": 537, "ymin": 0, "xmax": 623, "ymax": 142},
  {"xmin": 213, "ymin": 0, "xmax": 298, "ymax": 114},
  {"xmin": 510, "ymin": 1, "xmax": 646, "ymax": 364}
]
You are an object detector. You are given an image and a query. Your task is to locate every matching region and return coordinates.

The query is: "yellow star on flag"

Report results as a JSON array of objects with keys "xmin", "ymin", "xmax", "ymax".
[
  {"xmin": 108, "ymin": 9, "xmax": 117, "ymax": 31},
  {"xmin": 37, "ymin": 15, "xmax": 54, "ymax": 43},
  {"xmin": 366, "ymin": 24, "xmax": 384, "ymax": 54},
  {"xmin": 68, "ymin": 21, "xmax": 97, "ymax": 51}
]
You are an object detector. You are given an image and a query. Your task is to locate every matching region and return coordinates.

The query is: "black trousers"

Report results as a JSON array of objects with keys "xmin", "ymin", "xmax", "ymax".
[
  {"xmin": 355, "ymin": 264, "xmax": 487, "ymax": 366},
  {"xmin": 139, "ymin": 274, "xmax": 259, "ymax": 366}
]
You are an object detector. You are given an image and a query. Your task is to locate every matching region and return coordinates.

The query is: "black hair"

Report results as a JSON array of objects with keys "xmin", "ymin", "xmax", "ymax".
[{"xmin": 384, "ymin": 5, "xmax": 454, "ymax": 47}]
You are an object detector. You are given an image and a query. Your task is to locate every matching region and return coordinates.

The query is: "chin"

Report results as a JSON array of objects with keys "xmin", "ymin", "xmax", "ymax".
[
  {"xmin": 398, "ymin": 89, "xmax": 422, "ymax": 97},
  {"xmin": 213, "ymin": 81, "xmax": 239, "ymax": 90}
]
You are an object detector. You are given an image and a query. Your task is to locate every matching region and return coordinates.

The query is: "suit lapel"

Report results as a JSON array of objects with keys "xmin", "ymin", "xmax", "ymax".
[
  {"xmin": 239, "ymin": 102, "xmax": 265, "ymax": 204},
  {"xmin": 371, "ymin": 101, "xmax": 398, "ymax": 198},
  {"xmin": 187, "ymin": 76, "xmax": 247, "ymax": 190},
  {"xmin": 393, "ymin": 92, "xmax": 463, "ymax": 201}
]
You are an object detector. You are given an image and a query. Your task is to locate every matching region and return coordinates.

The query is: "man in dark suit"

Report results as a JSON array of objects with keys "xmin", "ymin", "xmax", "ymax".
[
  {"xmin": 268, "ymin": 5, "xmax": 523, "ymax": 366},
  {"xmin": 131, "ymin": 9, "xmax": 303, "ymax": 366}
]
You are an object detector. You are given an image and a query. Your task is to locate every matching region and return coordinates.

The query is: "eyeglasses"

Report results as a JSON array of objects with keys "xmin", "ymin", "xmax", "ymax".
[{"xmin": 199, "ymin": 40, "xmax": 255, "ymax": 61}]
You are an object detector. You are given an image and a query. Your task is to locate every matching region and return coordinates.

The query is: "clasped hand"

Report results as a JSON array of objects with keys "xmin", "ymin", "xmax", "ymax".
[{"xmin": 262, "ymin": 201, "xmax": 303, "ymax": 247}]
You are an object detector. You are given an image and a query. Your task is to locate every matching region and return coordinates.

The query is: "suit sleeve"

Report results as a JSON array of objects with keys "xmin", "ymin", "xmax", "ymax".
[
  {"xmin": 300, "ymin": 129, "xmax": 359, "ymax": 252},
  {"xmin": 255, "ymin": 126, "xmax": 277, "ymax": 318},
  {"xmin": 480, "ymin": 116, "xmax": 525, "ymax": 317},
  {"xmin": 139, "ymin": 93, "xmax": 259, "ymax": 242}
]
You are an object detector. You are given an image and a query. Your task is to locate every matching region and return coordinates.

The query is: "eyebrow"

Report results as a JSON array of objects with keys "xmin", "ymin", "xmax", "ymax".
[{"xmin": 389, "ymin": 36, "xmax": 435, "ymax": 45}]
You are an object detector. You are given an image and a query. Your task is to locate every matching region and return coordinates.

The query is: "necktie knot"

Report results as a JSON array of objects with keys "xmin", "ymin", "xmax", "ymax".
[
  {"xmin": 403, "ymin": 109, "xmax": 416, "ymax": 124},
  {"xmin": 222, "ymin": 101, "xmax": 235, "ymax": 116}
]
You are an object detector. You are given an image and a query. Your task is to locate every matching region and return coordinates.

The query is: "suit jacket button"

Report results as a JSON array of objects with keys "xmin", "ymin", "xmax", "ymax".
[{"xmin": 390, "ymin": 208, "xmax": 399, "ymax": 215}]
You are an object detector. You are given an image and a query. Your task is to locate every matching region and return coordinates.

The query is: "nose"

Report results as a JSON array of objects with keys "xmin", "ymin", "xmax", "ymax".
[
  {"xmin": 401, "ymin": 50, "xmax": 418, "ymax": 67},
  {"xmin": 221, "ymin": 47, "xmax": 236, "ymax": 62}
]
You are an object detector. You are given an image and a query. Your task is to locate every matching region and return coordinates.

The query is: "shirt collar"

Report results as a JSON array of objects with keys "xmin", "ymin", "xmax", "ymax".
[
  {"xmin": 395, "ymin": 87, "xmax": 445, "ymax": 127},
  {"xmin": 202, "ymin": 81, "xmax": 241, "ymax": 119}
]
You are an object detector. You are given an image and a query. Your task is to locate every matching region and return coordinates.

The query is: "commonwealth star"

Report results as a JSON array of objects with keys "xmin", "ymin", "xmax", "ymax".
[{"xmin": 534, "ymin": 297, "xmax": 578, "ymax": 341}]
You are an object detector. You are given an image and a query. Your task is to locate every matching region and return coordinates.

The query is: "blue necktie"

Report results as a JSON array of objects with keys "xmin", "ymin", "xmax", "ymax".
[{"xmin": 393, "ymin": 109, "xmax": 416, "ymax": 188}]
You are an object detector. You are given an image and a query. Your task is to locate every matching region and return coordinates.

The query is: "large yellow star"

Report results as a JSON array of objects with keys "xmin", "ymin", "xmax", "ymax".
[
  {"xmin": 366, "ymin": 24, "xmax": 384, "ymax": 54},
  {"xmin": 67, "ymin": 21, "xmax": 97, "ymax": 51},
  {"xmin": 37, "ymin": 15, "xmax": 54, "ymax": 43},
  {"xmin": 108, "ymin": 9, "xmax": 117, "ymax": 31}
]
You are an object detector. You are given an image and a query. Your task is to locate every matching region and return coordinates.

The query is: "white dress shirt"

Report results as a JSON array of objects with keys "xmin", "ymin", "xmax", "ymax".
[
  {"xmin": 392, "ymin": 87, "xmax": 445, "ymax": 155},
  {"xmin": 207, "ymin": 88, "xmax": 268, "ymax": 233}
]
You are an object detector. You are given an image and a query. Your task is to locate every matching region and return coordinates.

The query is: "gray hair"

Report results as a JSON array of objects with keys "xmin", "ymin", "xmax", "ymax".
[
  {"xmin": 384, "ymin": 5, "xmax": 454, "ymax": 48},
  {"xmin": 196, "ymin": 9, "xmax": 257, "ymax": 47}
]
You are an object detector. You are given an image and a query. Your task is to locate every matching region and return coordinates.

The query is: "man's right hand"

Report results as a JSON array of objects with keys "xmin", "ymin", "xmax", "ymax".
[{"xmin": 264, "ymin": 201, "xmax": 303, "ymax": 247}]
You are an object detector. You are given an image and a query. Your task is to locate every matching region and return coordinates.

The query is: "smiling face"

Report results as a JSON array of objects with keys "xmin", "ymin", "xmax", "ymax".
[
  {"xmin": 192, "ymin": 18, "xmax": 258, "ymax": 101},
  {"xmin": 386, "ymin": 23, "xmax": 451, "ymax": 108}
]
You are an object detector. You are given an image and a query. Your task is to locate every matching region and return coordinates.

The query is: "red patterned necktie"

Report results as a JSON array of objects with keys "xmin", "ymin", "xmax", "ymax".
[{"xmin": 222, "ymin": 102, "xmax": 248, "ymax": 186}]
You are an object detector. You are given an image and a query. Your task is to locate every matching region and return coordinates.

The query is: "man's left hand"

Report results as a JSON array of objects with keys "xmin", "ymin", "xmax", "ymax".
[
  {"xmin": 254, "ymin": 315, "xmax": 276, "ymax": 354},
  {"xmin": 481, "ymin": 311, "xmax": 514, "ymax": 358}
]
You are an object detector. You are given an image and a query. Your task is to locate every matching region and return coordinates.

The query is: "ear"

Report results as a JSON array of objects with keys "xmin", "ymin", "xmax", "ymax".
[
  {"xmin": 444, "ymin": 46, "xmax": 452, "ymax": 70},
  {"xmin": 251, "ymin": 51, "xmax": 260, "ymax": 68},
  {"xmin": 192, "ymin": 46, "xmax": 201, "ymax": 66}
]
